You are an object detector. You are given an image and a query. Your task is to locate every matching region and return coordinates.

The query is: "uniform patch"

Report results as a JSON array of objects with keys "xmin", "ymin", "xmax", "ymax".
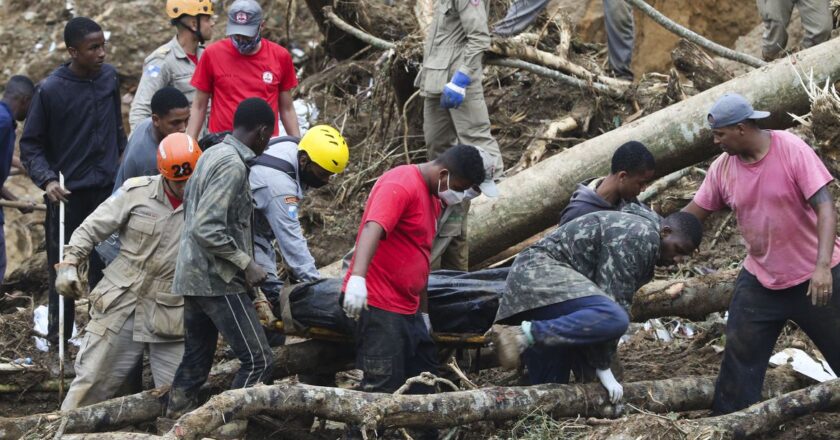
[
  {"xmin": 287, "ymin": 205, "xmax": 298, "ymax": 220},
  {"xmin": 284, "ymin": 196, "xmax": 299, "ymax": 205},
  {"xmin": 146, "ymin": 64, "xmax": 161, "ymax": 78},
  {"xmin": 262, "ymin": 71, "xmax": 273, "ymax": 83},
  {"xmin": 235, "ymin": 12, "xmax": 249, "ymax": 23}
]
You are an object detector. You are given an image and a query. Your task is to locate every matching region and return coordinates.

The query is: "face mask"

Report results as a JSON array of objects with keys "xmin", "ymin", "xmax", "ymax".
[
  {"xmin": 437, "ymin": 173, "xmax": 465, "ymax": 206},
  {"xmin": 300, "ymin": 164, "xmax": 328, "ymax": 189},
  {"xmin": 231, "ymin": 35, "xmax": 261, "ymax": 54},
  {"xmin": 464, "ymin": 188, "xmax": 481, "ymax": 201}
]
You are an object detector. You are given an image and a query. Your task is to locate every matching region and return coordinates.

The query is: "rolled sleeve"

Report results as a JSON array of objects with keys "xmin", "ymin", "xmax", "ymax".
[{"xmin": 456, "ymin": 0, "xmax": 491, "ymax": 80}]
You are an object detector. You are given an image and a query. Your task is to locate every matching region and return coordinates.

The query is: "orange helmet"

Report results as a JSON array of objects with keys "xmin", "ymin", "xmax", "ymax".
[{"xmin": 157, "ymin": 133, "xmax": 201, "ymax": 181}]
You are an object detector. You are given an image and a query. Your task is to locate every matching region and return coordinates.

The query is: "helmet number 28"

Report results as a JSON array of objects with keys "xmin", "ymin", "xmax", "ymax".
[{"xmin": 171, "ymin": 162, "xmax": 193, "ymax": 178}]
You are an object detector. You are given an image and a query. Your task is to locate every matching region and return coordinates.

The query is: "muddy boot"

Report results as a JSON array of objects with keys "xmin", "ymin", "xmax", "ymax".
[
  {"xmin": 489, "ymin": 324, "xmax": 527, "ymax": 370},
  {"xmin": 165, "ymin": 387, "xmax": 197, "ymax": 419}
]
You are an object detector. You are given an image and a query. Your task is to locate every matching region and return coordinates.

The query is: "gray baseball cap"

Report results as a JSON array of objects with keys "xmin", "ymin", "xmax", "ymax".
[
  {"xmin": 707, "ymin": 93, "xmax": 770, "ymax": 128},
  {"xmin": 226, "ymin": 0, "xmax": 263, "ymax": 38},
  {"xmin": 475, "ymin": 147, "xmax": 500, "ymax": 198}
]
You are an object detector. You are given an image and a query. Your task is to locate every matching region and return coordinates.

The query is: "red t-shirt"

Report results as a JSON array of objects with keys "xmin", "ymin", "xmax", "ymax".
[
  {"xmin": 191, "ymin": 38, "xmax": 298, "ymax": 135},
  {"xmin": 343, "ymin": 165, "xmax": 442, "ymax": 314},
  {"xmin": 165, "ymin": 190, "xmax": 182, "ymax": 210},
  {"xmin": 186, "ymin": 53, "xmax": 198, "ymax": 65},
  {"xmin": 694, "ymin": 130, "xmax": 840, "ymax": 289}
]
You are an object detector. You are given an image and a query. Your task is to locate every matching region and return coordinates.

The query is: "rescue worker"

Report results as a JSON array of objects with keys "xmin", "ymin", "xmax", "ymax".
[
  {"xmin": 186, "ymin": 0, "xmax": 300, "ymax": 139},
  {"xmin": 493, "ymin": 0, "xmax": 636, "ymax": 79},
  {"xmin": 250, "ymin": 125, "xmax": 349, "ymax": 308},
  {"xmin": 559, "ymin": 140, "xmax": 655, "ymax": 226},
  {"xmin": 167, "ymin": 97, "xmax": 275, "ymax": 417},
  {"xmin": 490, "ymin": 206, "xmax": 702, "ymax": 402},
  {"xmin": 129, "ymin": 0, "xmax": 215, "ymax": 131},
  {"xmin": 415, "ymin": 0, "xmax": 504, "ymax": 174},
  {"xmin": 683, "ymin": 93, "xmax": 840, "ymax": 414},
  {"xmin": 55, "ymin": 133, "xmax": 201, "ymax": 410},
  {"xmin": 757, "ymin": 0, "xmax": 831, "ymax": 61},
  {"xmin": 20, "ymin": 17, "xmax": 127, "ymax": 346}
]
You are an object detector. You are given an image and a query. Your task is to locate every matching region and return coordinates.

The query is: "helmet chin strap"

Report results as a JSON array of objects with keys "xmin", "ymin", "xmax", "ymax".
[{"xmin": 192, "ymin": 15, "xmax": 205, "ymax": 45}]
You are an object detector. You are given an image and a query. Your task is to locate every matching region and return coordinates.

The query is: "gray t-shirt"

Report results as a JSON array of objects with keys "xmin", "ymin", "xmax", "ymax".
[{"xmin": 113, "ymin": 117, "xmax": 159, "ymax": 192}]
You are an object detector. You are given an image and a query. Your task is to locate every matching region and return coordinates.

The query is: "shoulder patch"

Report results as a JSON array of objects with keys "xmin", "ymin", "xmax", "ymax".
[
  {"xmin": 284, "ymin": 196, "xmax": 299, "ymax": 205},
  {"xmin": 287, "ymin": 204, "xmax": 298, "ymax": 220},
  {"xmin": 146, "ymin": 64, "xmax": 162, "ymax": 78},
  {"xmin": 157, "ymin": 47, "xmax": 171, "ymax": 55},
  {"xmin": 122, "ymin": 176, "xmax": 153, "ymax": 190}
]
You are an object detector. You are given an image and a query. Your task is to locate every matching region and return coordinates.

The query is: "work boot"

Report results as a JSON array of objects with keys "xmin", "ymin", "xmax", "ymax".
[
  {"xmin": 165, "ymin": 388, "xmax": 197, "ymax": 419},
  {"xmin": 489, "ymin": 324, "xmax": 527, "ymax": 370}
]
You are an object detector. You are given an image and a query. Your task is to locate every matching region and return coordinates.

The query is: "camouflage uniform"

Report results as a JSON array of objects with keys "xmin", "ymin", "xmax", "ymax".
[
  {"xmin": 415, "ymin": 0, "xmax": 504, "ymax": 173},
  {"xmin": 61, "ymin": 175, "xmax": 186, "ymax": 410},
  {"xmin": 129, "ymin": 37, "xmax": 203, "ymax": 131},
  {"xmin": 169, "ymin": 134, "xmax": 273, "ymax": 404}
]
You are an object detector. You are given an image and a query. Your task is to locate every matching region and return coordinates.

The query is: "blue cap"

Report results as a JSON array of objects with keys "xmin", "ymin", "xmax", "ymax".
[
  {"xmin": 707, "ymin": 93, "xmax": 770, "ymax": 128},
  {"xmin": 226, "ymin": 0, "xmax": 263, "ymax": 38}
]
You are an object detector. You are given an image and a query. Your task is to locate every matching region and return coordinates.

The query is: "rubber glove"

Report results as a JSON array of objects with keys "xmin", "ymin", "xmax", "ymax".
[
  {"xmin": 55, "ymin": 262, "xmax": 84, "ymax": 299},
  {"xmin": 440, "ymin": 70, "xmax": 471, "ymax": 109},
  {"xmin": 343, "ymin": 275, "xmax": 368, "ymax": 319},
  {"xmin": 596, "ymin": 368, "xmax": 624, "ymax": 404}
]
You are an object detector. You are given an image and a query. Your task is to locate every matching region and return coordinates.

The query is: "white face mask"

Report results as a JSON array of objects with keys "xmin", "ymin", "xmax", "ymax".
[
  {"xmin": 437, "ymin": 173, "xmax": 465, "ymax": 206},
  {"xmin": 464, "ymin": 188, "xmax": 481, "ymax": 201}
]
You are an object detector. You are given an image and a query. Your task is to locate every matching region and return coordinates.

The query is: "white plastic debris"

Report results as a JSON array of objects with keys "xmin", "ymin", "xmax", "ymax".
[
  {"xmin": 769, "ymin": 348, "xmax": 837, "ymax": 382},
  {"xmin": 48, "ymin": 41, "xmax": 56, "ymax": 53},
  {"xmin": 278, "ymin": 99, "xmax": 320, "ymax": 137},
  {"xmin": 33, "ymin": 305, "xmax": 80, "ymax": 352}
]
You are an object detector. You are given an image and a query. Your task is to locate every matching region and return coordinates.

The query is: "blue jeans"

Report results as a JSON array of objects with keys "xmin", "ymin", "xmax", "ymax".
[
  {"xmin": 712, "ymin": 265, "xmax": 840, "ymax": 414},
  {"xmin": 509, "ymin": 295, "xmax": 629, "ymax": 385},
  {"xmin": 170, "ymin": 293, "xmax": 274, "ymax": 399}
]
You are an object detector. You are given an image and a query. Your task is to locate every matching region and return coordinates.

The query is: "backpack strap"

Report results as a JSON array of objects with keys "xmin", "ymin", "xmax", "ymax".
[{"xmin": 248, "ymin": 136, "xmax": 301, "ymax": 180}]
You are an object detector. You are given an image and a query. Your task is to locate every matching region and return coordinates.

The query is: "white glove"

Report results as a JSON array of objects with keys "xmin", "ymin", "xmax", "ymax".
[
  {"xmin": 343, "ymin": 275, "xmax": 368, "ymax": 319},
  {"xmin": 596, "ymin": 368, "xmax": 624, "ymax": 404},
  {"xmin": 421, "ymin": 312, "xmax": 432, "ymax": 333},
  {"xmin": 55, "ymin": 262, "xmax": 84, "ymax": 299}
]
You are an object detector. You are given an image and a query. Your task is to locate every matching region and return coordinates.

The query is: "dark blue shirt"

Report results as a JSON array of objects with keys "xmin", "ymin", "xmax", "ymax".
[{"xmin": 0, "ymin": 102, "xmax": 16, "ymax": 224}]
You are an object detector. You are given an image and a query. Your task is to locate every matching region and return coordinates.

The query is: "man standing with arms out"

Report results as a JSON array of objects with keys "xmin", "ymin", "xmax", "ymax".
[
  {"xmin": 757, "ymin": 0, "xmax": 830, "ymax": 61},
  {"xmin": 559, "ymin": 141, "xmax": 655, "ymax": 225},
  {"xmin": 56, "ymin": 133, "xmax": 201, "ymax": 410},
  {"xmin": 342, "ymin": 145, "xmax": 486, "ymax": 400},
  {"xmin": 493, "ymin": 1, "xmax": 635, "ymax": 80},
  {"xmin": 415, "ymin": 0, "xmax": 504, "ymax": 174},
  {"xmin": 490, "ymin": 206, "xmax": 702, "ymax": 402},
  {"xmin": 20, "ymin": 17, "xmax": 127, "ymax": 346},
  {"xmin": 167, "ymin": 98, "xmax": 275, "ymax": 417},
  {"xmin": 186, "ymin": 0, "xmax": 300, "ymax": 139},
  {"xmin": 250, "ymin": 125, "xmax": 349, "ymax": 308},
  {"xmin": 129, "ymin": 0, "xmax": 214, "ymax": 131},
  {"xmin": 0, "ymin": 75, "xmax": 36, "ymax": 284},
  {"xmin": 115, "ymin": 87, "xmax": 191, "ymax": 189},
  {"xmin": 683, "ymin": 93, "xmax": 840, "ymax": 414}
]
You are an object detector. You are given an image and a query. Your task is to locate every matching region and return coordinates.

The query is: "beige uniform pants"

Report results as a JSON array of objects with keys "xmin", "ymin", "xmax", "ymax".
[
  {"xmin": 423, "ymin": 95, "xmax": 504, "ymax": 172},
  {"xmin": 757, "ymin": 0, "xmax": 831, "ymax": 59},
  {"xmin": 61, "ymin": 314, "xmax": 184, "ymax": 410}
]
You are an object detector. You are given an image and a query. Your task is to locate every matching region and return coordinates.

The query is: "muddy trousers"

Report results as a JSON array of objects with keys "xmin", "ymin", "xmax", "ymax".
[
  {"xmin": 46, "ymin": 186, "xmax": 111, "ymax": 345},
  {"xmin": 61, "ymin": 314, "xmax": 184, "ymax": 410},
  {"xmin": 511, "ymin": 295, "xmax": 629, "ymax": 385},
  {"xmin": 169, "ymin": 293, "xmax": 274, "ymax": 411},
  {"xmin": 423, "ymin": 95, "xmax": 504, "ymax": 173},
  {"xmin": 757, "ymin": 0, "xmax": 831, "ymax": 59},
  {"xmin": 711, "ymin": 264, "xmax": 840, "ymax": 415}
]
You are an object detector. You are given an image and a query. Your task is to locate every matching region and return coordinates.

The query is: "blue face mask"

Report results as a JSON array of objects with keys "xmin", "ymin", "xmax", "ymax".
[{"xmin": 231, "ymin": 35, "xmax": 261, "ymax": 54}]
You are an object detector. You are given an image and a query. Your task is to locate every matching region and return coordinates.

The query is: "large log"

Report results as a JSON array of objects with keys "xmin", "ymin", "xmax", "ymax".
[
  {"xmin": 466, "ymin": 39, "xmax": 840, "ymax": 264},
  {"xmin": 630, "ymin": 269, "xmax": 738, "ymax": 321},
  {"xmin": 165, "ymin": 368, "xmax": 805, "ymax": 440}
]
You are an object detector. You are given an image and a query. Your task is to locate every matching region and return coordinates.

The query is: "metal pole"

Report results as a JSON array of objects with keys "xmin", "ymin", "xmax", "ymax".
[{"xmin": 58, "ymin": 172, "xmax": 65, "ymax": 404}]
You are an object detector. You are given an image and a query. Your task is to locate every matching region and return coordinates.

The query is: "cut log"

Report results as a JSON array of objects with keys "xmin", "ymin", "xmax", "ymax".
[
  {"xmin": 671, "ymin": 39, "xmax": 734, "ymax": 92},
  {"xmin": 630, "ymin": 269, "xmax": 737, "ymax": 322},
  {"xmin": 466, "ymin": 38, "xmax": 840, "ymax": 264},
  {"xmin": 164, "ymin": 368, "xmax": 806, "ymax": 440}
]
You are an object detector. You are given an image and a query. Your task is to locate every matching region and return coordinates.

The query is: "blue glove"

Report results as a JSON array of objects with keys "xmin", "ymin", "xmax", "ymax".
[{"xmin": 440, "ymin": 70, "xmax": 471, "ymax": 109}]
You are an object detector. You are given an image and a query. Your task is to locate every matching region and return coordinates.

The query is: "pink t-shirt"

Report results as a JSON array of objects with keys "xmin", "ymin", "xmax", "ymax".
[{"xmin": 694, "ymin": 130, "xmax": 840, "ymax": 290}]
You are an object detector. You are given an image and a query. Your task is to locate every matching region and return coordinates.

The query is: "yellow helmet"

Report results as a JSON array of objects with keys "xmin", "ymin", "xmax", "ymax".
[
  {"xmin": 166, "ymin": 0, "xmax": 214, "ymax": 19},
  {"xmin": 299, "ymin": 125, "xmax": 350, "ymax": 174}
]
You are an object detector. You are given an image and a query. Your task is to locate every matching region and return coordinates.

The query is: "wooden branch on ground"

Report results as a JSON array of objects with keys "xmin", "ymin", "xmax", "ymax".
[
  {"xmin": 320, "ymin": 6, "xmax": 626, "ymax": 98},
  {"xmin": 508, "ymin": 102, "xmax": 591, "ymax": 175},
  {"xmin": 164, "ymin": 369, "xmax": 805, "ymax": 440},
  {"xmin": 630, "ymin": 269, "xmax": 738, "ymax": 322},
  {"xmin": 625, "ymin": 0, "xmax": 765, "ymax": 68},
  {"xmin": 637, "ymin": 166, "xmax": 697, "ymax": 203},
  {"xmin": 0, "ymin": 200, "xmax": 46, "ymax": 211},
  {"xmin": 671, "ymin": 39, "xmax": 735, "ymax": 92}
]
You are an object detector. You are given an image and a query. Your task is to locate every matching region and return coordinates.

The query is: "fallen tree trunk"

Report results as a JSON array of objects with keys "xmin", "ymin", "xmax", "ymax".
[
  {"xmin": 467, "ymin": 38, "xmax": 840, "ymax": 264},
  {"xmin": 630, "ymin": 269, "xmax": 738, "ymax": 322},
  {"xmin": 0, "ymin": 340, "xmax": 353, "ymax": 439},
  {"xmin": 671, "ymin": 39, "xmax": 734, "ymax": 92},
  {"xmin": 165, "ymin": 368, "xmax": 805, "ymax": 440}
]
